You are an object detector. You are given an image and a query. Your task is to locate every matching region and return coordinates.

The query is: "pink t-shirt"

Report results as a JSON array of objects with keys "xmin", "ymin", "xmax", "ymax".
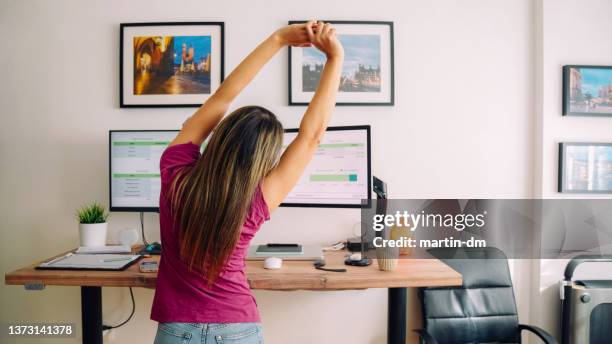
[{"xmin": 150, "ymin": 142, "xmax": 269, "ymax": 323}]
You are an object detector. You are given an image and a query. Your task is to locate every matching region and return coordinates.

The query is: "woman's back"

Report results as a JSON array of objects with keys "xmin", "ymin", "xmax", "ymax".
[{"xmin": 151, "ymin": 142, "xmax": 270, "ymax": 323}]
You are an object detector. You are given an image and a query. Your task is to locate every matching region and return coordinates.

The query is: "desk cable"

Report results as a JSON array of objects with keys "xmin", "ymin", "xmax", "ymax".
[
  {"xmin": 102, "ymin": 287, "xmax": 136, "ymax": 331},
  {"xmin": 103, "ymin": 212, "xmax": 146, "ymax": 331},
  {"xmin": 140, "ymin": 212, "xmax": 149, "ymax": 245},
  {"xmin": 314, "ymin": 259, "xmax": 347, "ymax": 272}
]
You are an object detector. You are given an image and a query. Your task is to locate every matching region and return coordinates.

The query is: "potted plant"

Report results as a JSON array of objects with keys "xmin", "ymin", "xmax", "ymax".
[{"xmin": 76, "ymin": 202, "xmax": 109, "ymax": 247}]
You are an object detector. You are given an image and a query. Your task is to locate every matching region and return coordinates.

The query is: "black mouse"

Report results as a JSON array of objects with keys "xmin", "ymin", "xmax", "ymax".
[{"xmin": 144, "ymin": 242, "xmax": 162, "ymax": 255}]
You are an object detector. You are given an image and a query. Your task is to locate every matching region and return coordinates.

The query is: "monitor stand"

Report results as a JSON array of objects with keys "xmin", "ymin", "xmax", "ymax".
[
  {"xmin": 344, "ymin": 256, "xmax": 372, "ymax": 266},
  {"xmin": 137, "ymin": 212, "xmax": 162, "ymax": 255},
  {"xmin": 344, "ymin": 237, "xmax": 372, "ymax": 266},
  {"xmin": 343, "ymin": 175, "xmax": 387, "ymax": 268}
]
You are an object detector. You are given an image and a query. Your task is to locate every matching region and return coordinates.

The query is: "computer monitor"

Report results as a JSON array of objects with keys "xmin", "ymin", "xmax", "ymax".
[
  {"xmin": 280, "ymin": 125, "xmax": 371, "ymax": 208},
  {"xmin": 109, "ymin": 126, "xmax": 371, "ymax": 211},
  {"xmin": 109, "ymin": 130, "xmax": 178, "ymax": 212}
]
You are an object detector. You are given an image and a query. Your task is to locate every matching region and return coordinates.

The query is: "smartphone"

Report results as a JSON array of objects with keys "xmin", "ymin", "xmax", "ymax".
[{"xmin": 139, "ymin": 260, "xmax": 159, "ymax": 273}]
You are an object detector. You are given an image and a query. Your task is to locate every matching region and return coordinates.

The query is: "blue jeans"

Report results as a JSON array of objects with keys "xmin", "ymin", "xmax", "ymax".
[{"xmin": 154, "ymin": 322, "xmax": 263, "ymax": 344}]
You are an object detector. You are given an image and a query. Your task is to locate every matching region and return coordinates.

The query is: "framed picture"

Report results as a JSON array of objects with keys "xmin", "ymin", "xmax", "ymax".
[
  {"xmin": 288, "ymin": 21, "xmax": 394, "ymax": 106},
  {"xmin": 120, "ymin": 22, "xmax": 224, "ymax": 108},
  {"xmin": 558, "ymin": 142, "xmax": 612, "ymax": 193},
  {"xmin": 563, "ymin": 65, "xmax": 612, "ymax": 116}
]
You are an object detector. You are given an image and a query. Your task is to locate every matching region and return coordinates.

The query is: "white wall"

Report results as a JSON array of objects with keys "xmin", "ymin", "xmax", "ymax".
[
  {"xmin": 531, "ymin": 0, "xmax": 612, "ymax": 339},
  {"xmin": 0, "ymin": 0, "xmax": 535, "ymax": 343}
]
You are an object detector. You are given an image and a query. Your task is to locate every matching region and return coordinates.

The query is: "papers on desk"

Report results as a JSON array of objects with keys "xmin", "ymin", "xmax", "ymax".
[{"xmin": 37, "ymin": 253, "xmax": 141, "ymax": 271}]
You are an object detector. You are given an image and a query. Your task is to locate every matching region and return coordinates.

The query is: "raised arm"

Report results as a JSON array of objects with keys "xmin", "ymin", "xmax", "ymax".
[
  {"xmin": 263, "ymin": 22, "xmax": 344, "ymax": 211},
  {"xmin": 170, "ymin": 24, "xmax": 312, "ymax": 147}
]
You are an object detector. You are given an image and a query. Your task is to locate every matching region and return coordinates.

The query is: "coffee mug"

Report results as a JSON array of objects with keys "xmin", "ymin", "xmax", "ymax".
[{"xmin": 376, "ymin": 246, "xmax": 400, "ymax": 271}]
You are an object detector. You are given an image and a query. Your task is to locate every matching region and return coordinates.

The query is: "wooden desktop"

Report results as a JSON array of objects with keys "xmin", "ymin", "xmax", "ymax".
[{"xmin": 5, "ymin": 248, "xmax": 461, "ymax": 344}]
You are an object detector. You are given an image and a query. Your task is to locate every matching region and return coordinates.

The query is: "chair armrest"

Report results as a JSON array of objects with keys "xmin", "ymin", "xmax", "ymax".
[
  {"xmin": 414, "ymin": 329, "xmax": 440, "ymax": 344},
  {"xmin": 518, "ymin": 324, "xmax": 559, "ymax": 344}
]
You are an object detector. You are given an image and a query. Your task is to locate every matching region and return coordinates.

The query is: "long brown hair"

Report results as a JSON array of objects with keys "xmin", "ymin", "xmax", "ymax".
[{"xmin": 171, "ymin": 106, "xmax": 283, "ymax": 285}]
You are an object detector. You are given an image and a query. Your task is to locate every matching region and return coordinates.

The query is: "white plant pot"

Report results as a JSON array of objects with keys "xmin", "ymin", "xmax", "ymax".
[{"xmin": 79, "ymin": 223, "xmax": 108, "ymax": 247}]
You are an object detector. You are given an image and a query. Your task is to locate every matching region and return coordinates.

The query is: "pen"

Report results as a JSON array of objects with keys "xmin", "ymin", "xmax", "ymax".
[
  {"xmin": 42, "ymin": 253, "xmax": 73, "ymax": 266},
  {"xmin": 100, "ymin": 257, "xmax": 133, "ymax": 263}
]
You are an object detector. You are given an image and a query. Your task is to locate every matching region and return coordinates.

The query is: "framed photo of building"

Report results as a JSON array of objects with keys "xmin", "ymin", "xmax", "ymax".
[
  {"xmin": 288, "ymin": 21, "xmax": 394, "ymax": 106},
  {"xmin": 120, "ymin": 22, "xmax": 224, "ymax": 108},
  {"xmin": 558, "ymin": 142, "xmax": 612, "ymax": 193},
  {"xmin": 563, "ymin": 65, "xmax": 612, "ymax": 116}
]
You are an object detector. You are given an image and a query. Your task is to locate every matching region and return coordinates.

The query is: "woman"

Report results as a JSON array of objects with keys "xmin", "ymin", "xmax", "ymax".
[{"xmin": 151, "ymin": 21, "xmax": 343, "ymax": 343}]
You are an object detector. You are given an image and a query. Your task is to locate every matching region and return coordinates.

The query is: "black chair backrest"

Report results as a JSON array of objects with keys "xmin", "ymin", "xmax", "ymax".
[{"xmin": 421, "ymin": 247, "xmax": 519, "ymax": 344}]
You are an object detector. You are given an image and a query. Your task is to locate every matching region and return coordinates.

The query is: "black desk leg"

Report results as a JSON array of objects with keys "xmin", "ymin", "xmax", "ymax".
[
  {"xmin": 388, "ymin": 287, "xmax": 407, "ymax": 344},
  {"xmin": 81, "ymin": 286, "xmax": 103, "ymax": 344}
]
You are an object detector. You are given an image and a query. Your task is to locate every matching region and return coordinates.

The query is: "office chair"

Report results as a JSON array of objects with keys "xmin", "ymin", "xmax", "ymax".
[{"xmin": 416, "ymin": 247, "xmax": 558, "ymax": 344}]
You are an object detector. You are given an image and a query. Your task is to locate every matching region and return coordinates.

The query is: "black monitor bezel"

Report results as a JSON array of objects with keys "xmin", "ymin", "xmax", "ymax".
[
  {"xmin": 109, "ymin": 129, "xmax": 178, "ymax": 212},
  {"xmin": 280, "ymin": 125, "xmax": 372, "ymax": 209}
]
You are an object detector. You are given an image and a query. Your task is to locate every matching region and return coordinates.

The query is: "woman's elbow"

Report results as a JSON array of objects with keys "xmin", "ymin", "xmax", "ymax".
[{"xmin": 298, "ymin": 130, "xmax": 323, "ymax": 149}]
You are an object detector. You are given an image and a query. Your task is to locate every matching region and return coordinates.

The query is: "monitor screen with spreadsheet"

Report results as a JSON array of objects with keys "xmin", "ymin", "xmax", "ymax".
[
  {"xmin": 109, "ymin": 130, "xmax": 178, "ymax": 211},
  {"xmin": 109, "ymin": 126, "xmax": 371, "ymax": 211},
  {"xmin": 280, "ymin": 125, "xmax": 371, "ymax": 208}
]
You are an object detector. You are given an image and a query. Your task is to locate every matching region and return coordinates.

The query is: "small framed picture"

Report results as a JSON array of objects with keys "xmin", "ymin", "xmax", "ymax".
[
  {"xmin": 563, "ymin": 65, "xmax": 612, "ymax": 116},
  {"xmin": 558, "ymin": 142, "xmax": 612, "ymax": 193},
  {"xmin": 288, "ymin": 21, "xmax": 394, "ymax": 106},
  {"xmin": 120, "ymin": 22, "xmax": 224, "ymax": 108}
]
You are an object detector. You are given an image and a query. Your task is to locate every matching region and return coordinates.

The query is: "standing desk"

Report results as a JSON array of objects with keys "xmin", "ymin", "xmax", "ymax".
[{"xmin": 5, "ymin": 249, "xmax": 461, "ymax": 344}]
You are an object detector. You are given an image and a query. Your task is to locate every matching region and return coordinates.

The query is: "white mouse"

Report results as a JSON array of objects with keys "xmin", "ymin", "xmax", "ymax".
[
  {"xmin": 349, "ymin": 252, "xmax": 362, "ymax": 261},
  {"xmin": 264, "ymin": 257, "xmax": 283, "ymax": 270}
]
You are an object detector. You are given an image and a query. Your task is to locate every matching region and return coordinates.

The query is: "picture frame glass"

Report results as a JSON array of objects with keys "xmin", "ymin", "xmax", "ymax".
[
  {"xmin": 561, "ymin": 143, "xmax": 612, "ymax": 193},
  {"xmin": 565, "ymin": 66, "xmax": 612, "ymax": 116},
  {"xmin": 290, "ymin": 22, "xmax": 393, "ymax": 105},
  {"xmin": 121, "ymin": 23, "xmax": 223, "ymax": 107}
]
